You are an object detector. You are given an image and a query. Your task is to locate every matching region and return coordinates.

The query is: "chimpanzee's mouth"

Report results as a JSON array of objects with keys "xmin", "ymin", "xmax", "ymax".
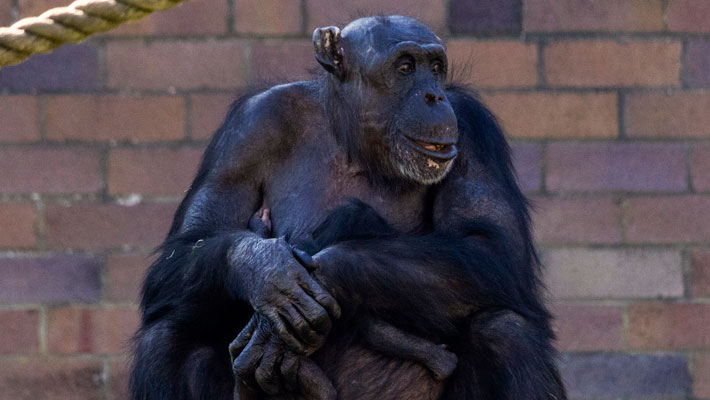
[{"xmin": 405, "ymin": 136, "xmax": 458, "ymax": 160}]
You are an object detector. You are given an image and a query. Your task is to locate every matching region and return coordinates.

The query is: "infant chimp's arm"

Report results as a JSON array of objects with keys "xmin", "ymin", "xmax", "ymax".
[{"xmin": 246, "ymin": 206, "xmax": 457, "ymax": 380}]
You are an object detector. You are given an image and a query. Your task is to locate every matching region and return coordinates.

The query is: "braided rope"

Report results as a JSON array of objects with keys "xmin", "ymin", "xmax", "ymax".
[{"xmin": 0, "ymin": 0, "xmax": 190, "ymax": 66}]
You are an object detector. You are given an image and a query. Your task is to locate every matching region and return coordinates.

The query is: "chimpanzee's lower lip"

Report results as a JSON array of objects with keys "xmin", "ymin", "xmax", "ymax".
[{"xmin": 404, "ymin": 136, "xmax": 458, "ymax": 160}]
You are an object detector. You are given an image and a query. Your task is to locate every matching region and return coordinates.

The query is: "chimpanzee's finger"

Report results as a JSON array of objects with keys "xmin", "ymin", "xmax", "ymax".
[
  {"xmin": 232, "ymin": 327, "xmax": 267, "ymax": 392},
  {"xmin": 254, "ymin": 339, "xmax": 285, "ymax": 395},
  {"xmin": 265, "ymin": 310, "xmax": 306, "ymax": 354},
  {"xmin": 280, "ymin": 351, "xmax": 300, "ymax": 392},
  {"xmin": 279, "ymin": 304, "xmax": 324, "ymax": 349},
  {"xmin": 229, "ymin": 316, "xmax": 257, "ymax": 362},
  {"xmin": 298, "ymin": 357, "xmax": 337, "ymax": 400},
  {"xmin": 296, "ymin": 271, "xmax": 341, "ymax": 321},
  {"xmin": 292, "ymin": 248, "xmax": 318, "ymax": 271}
]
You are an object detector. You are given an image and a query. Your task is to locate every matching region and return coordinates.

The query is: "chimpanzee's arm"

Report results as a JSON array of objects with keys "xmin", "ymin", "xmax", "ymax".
[{"xmin": 131, "ymin": 89, "xmax": 339, "ymax": 400}]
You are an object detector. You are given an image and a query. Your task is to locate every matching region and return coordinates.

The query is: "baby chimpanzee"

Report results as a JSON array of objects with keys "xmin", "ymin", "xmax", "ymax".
[{"xmin": 245, "ymin": 202, "xmax": 458, "ymax": 383}]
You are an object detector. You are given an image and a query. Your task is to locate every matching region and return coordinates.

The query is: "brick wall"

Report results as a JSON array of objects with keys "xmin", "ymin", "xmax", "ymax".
[{"xmin": 0, "ymin": 0, "xmax": 708, "ymax": 399}]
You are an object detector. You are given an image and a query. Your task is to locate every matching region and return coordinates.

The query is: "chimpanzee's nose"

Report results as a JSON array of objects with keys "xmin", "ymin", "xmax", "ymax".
[{"xmin": 424, "ymin": 92, "xmax": 445, "ymax": 105}]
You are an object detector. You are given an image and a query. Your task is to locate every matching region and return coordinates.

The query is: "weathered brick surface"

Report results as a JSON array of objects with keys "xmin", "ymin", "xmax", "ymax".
[
  {"xmin": 510, "ymin": 143, "xmax": 542, "ymax": 192},
  {"xmin": 546, "ymin": 143, "xmax": 687, "ymax": 192},
  {"xmin": 625, "ymin": 196, "xmax": 710, "ymax": 243},
  {"xmin": 190, "ymin": 93, "xmax": 235, "ymax": 140},
  {"xmin": 17, "ymin": 0, "xmax": 64, "ymax": 17},
  {"xmin": 544, "ymin": 41, "xmax": 681, "ymax": 87},
  {"xmin": 46, "ymin": 95, "xmax": 185, "ymax": 142},
  {"xmin": 0, "ymin": 147, "xmax": 102, "ymax": 194},
  {"xmin": 483, "ymin": 93, "xmax": 618, "ymax": 139},
  {"xmin": 446, "ymin": 40, "xmax": 537, "ymax": 88},
  {"xmin": 0, "ymin": 359, "xmax": 104, "ymax": 400},
  {"xmin": 544, "ymin": 249, "xmax": 683, "ymax": 299},
  {"xmin": 629, "ymin": 303, "xmax": 710, "ymax": 349},
  {"xmin": 110, "ymin": 0, "xmax": 228, "ymax": 35},
  {"xmin": 46, "ymin": 202, "xmax": 176, "ymax": 250},
  {"xmin": 692, "ymin": 144, "xmax": 710, "ymax": 191},
  {"xmin": 695, "ymin": 353, "xmax": 710, "ymax": 398},
  {"xmin": 668, "ymin": 0, "xmax": 710, "ymax": 32},
  {"xmin": 625, "ymin": 91, "xmax": 710, "ymax": 137},
  {"xmin": 251, "ymin": 40, "xmax": 317, "ymax": 81},
  {"xmin": 0, "ymin": 96, "xmax": 39, "ymax": 142},
  {"xmin": 0, "ymin": 310, "xmax": 39, "ymax": 354},
  {"xmin": 559, "ymin": 353, "xmax": 691, "ymax": 399},
  {"xmin": 47, "ymin": 307, "xmax": 138, "ymax": 355},
  {"xmin": 0, "ymin": 44, "xmax": 99, "ymax": 91},
  {"xmin": 449, "ymin": 0, "xmax": 521, "ymax": 34},
  {"xmin": 235, "ymin": 0, "xmax": 302, "ymax": 35},
  {"xmin": 92, "ymin": 307, "xmax": 140, "ymax": 354},
  {"xmin": 0, "ymin": 203, "xmax": 36, "ymax": 248},
  {"xmin": 532, "ymin": 197, "xmax": 622, "ymax": 244},
  {"xmin": 106, "ymin": 40, "xmax": 249, "ymax": 90},
  {"xmin": 104, "ymin": 254, "xmax": 151, "ymax": 303},
  {"xmin": 108, "ymin": 146, "xmax": 204, "ymax": 196},
  {"xmin": 524, "ymin": 0, "xmax": 664, "ymax": 32},
  {"xmin": 684, "ymin": 41, "xmax": 710, "ymax": 88},
  {"xmin": 552, "ymin": 304, "xmax": 622, "ymax": 351},
  {"xmin": 109, "ymin": 359, "xmax": 131, "ymax": 400},
  {"xmin": 0, "ymin": 256, "xmax": 101, "ymax": 303},
  {"xmin": 0, "ymin": 0, "xmax": 11, "ymax": 25},
  {"xmin": 692, "ymin": 250, "xmax": 710, "ymax": 297},
  {"xmin": 306, "ymin": 0, "xmax": 447, "ymax": 31}
]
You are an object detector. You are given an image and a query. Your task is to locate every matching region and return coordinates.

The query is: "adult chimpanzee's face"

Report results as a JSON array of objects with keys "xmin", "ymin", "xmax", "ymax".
[{"xmin": 316, "ymin": 16, "xmax": 460, "ymax": 185}]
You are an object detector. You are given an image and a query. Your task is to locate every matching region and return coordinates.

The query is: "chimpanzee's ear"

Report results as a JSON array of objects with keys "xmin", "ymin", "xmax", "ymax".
[{"xmin": 313, "ymin": 26, "xmax": 345, "ymax": 80}]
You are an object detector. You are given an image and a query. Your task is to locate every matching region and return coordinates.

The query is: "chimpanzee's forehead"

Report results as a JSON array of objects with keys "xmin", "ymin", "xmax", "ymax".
[{"xmin": 341, "ymin": 16, "xmax": 442, "ymax": 53}]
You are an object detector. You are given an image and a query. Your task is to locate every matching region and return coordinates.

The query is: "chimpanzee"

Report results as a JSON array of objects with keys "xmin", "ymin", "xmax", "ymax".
[{"xmin": 130, "ymin": 15, "xmax": 566, "ymax": 400}]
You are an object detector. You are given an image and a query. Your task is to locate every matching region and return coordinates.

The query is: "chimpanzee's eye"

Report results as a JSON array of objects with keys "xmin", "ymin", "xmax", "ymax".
[
  {"xmin": 431, "ymin": 61, "xmax": 442, "ymax": 74},
  {"xmin": 396, "ymin": 56, "xmax": 415, "ymax": 75}
]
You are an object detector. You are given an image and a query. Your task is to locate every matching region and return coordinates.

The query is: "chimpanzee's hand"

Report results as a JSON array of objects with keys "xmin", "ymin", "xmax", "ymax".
[
  {"xmin": 239, "ymin": 236, "xmax": 341, "ymax": 353},
  {"xmin": 230, "ymin": 316, "xmax": 337, "ymax": 400}
]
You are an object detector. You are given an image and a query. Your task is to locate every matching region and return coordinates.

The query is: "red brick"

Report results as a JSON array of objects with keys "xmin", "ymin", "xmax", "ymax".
[
  {"xmin": 306, "ymin": 0, "xmax": 447, "ymax": 31},
  {"xmin": 17, "ymin": 0, "xmax": 65, "ymax": 17},
  {"xmin": 46, "ymin": 202, "xmax": 175, "ymax": 250},
  {"xmin": 625, "ymin": 196, "xmax": 710, "ymax": 244},
  {"xmin": 104, "ymin": 253, "xmax": 152, "ymax": 303},
  {"xmin": 695, "ymin": 353, "xmax": 710, "ymax": 398},
  {"xmin": 668, "ymin": 0, "xmax": 710, "ymax": 33},
  {"xmin": 47, "ymin": 308, "xmax": 93, "ymax": 354},
  {"xmin": 532, "ymin": 197, "xmax": 622, "ymax": 244},
  {"xmin": 110, "ymin": 0, "xmax": 228, "ymax": 35},
  {"xmin": 0, "ymin": 147, "xmax": 102, "ymax": 194},
  {"xmin": 251, "ymin": 40, "xmax": 317, "ymax": 81},
  {"xmin": 235, "ymin": 0, "xmax": 302, "ymax": 35},
  {"xmin": 108, "ymin": 147, "xmax": 204, "ymax": 196},
  {"xmin": 47, "ymin": 307, "xmax": 139, "ymax": 355},
  {"xmin": 0, "ymin": 96, "xmax": 39, "ymax": 142},
  {"xmin": 109, "ymin": 359, "xmax": 130, "ymax": 400},
  {"xmin": 692, "ymin": 144, "xmax": 710, "ymax": 191},
  {"xmin": 510, "ymin": 143, "xmax": 542, "ymax": 192},
  {"xmin": 0, "ymin": 310, "xmax": 39, "ymax": 354},
  {"xmin": 544, "ymin": 41, "xmax": 681, "ymax": 87},
  {"xmin": 524, "ymin": 0, "xmax": 664, "ymax": 32},
  {"xmin": 0, "ymin": 203, "xmax": 36, "ymax": 248},
  {"xmin": 483, "ymin": 93, "xmax": 617, "ymax": 139},
  {"xmin": 691, "ymin": 250, "xmax": 710, "ymax": 297},
  {"xmin": 0, "ymin": 359, "xmax": 103, "ymax": 400},
  {"xmin": 107, "ymin": 40, "xmax": 249, "ymax": 90},
  {"xmin": 46, "ymin": 95, "xmax": 185, "ymax": 142},
  {"xmin": 625, "ymin": 91, "xmax": 710, "ymax": 138},
  {"xmin": 546, "ymin": 143, "xmax": 687, "ymax": 192},
  {"xmin": 545, "ymin": 249, "xmax": 683, "ymax": 299},
  {"xmin": 190, "ymin": 93, "xmax": 234, "ymax": 140},
  {"xmin": 629, "ymin": 303, "xmax": 710, "ymax": 349},
  {"xmin": 551, "ymin": 304, "xmax": 623, "ymax": 351},
  {"xmin": 0, "ymin": 256, "xmax": 101, "ymax": 303},
  {"xmin": 93, "ymin": 307, "xmax": 139, "ymax": 354},
  {"xmin": 0, "ymin": 0, "xmax": 11, "ymax": 25},
  {"xmin": 446, "ymin": 40, "xmax": 537, "ymax": 88}
]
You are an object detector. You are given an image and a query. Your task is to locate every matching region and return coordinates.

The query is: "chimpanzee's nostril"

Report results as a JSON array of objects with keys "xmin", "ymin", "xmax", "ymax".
[{"xmin": 425, "ymin": 93, "xmax": 439, "ymax": 104}]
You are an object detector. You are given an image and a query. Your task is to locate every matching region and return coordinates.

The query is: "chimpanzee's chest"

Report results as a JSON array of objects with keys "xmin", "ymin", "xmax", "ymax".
[{"xmin": 264, "ymin": 140, "xmax": 429, "ymax": 246}]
